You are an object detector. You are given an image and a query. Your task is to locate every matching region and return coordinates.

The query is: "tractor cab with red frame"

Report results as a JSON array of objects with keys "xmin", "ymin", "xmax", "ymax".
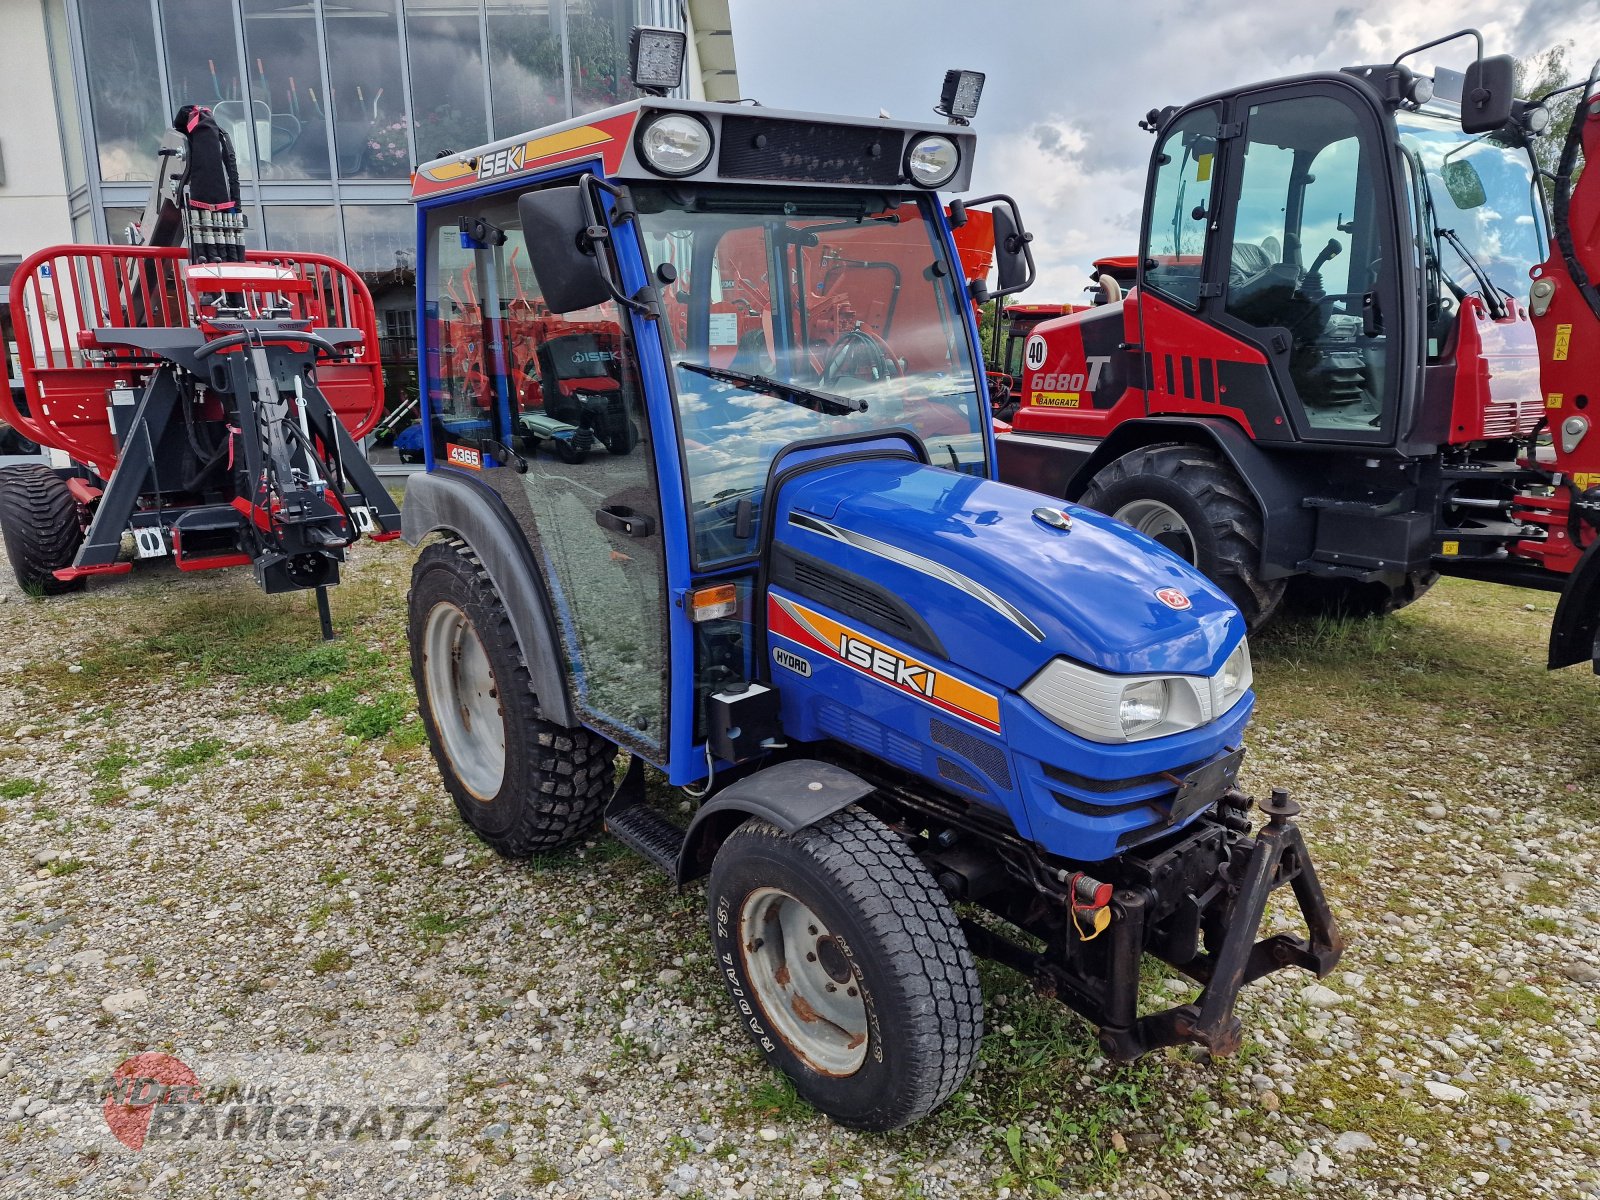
[{"xmin": 997, "ymin": 32, "xmax": 1591, "ymax": 643}]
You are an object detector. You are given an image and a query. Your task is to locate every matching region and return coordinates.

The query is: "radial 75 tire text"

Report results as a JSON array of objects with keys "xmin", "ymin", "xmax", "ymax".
[{"xmin": 707, "ymin": 807, "xmax": 983, "ymax": 1131}]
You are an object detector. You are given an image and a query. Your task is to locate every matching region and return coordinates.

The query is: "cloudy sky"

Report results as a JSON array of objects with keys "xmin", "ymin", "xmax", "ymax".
[{"xmin": 727, "ymin": 0, "xmax": 1600, "ymax": 299}]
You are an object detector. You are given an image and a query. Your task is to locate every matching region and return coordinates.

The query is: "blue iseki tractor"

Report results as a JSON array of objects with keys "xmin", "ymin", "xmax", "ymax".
[{"xmin": 401, "ymin": 30, "xmax": 1342, "ymax": 1130}]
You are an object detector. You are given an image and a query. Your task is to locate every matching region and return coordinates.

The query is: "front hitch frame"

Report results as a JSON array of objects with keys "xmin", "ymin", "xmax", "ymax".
[{"xmin": 959, "ymin": 787, "xmax": 1345, "ymax": 1061}]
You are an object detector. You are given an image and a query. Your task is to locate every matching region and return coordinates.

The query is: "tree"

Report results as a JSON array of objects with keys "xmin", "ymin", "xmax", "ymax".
[{"xmin": 1516, "ymin": 44, "xmax": 1583, "ymax": 196}]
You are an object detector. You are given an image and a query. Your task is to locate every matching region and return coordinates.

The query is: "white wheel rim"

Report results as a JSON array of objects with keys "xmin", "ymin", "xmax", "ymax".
[
  {"xmin": 422, "ymin": 601, "xmax": 506, "ymax": 801},
  {"xmin": 1113, "ymin": 498, "xmax": 1197, "ymax": 562},
  {"xmin": 739, "ymin": 887, "xmax": 869, "ymax": 1076}
]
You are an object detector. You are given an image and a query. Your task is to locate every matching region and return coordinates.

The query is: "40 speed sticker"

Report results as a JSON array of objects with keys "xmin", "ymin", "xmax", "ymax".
[{"xmin": 767, "ymin": 594, "xmax": 1001, "ymax": 733}]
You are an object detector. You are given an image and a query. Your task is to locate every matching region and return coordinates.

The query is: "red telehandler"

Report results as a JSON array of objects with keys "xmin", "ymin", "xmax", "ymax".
[
  {"xmin": 998, "ymin": 31, "xmax": 1600, "ymax": 671},
  {"xmin": 0, "ymin": 107, "xmax": 400, "ymax": 634}
]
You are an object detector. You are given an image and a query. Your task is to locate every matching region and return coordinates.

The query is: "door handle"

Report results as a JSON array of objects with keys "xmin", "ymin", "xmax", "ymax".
[{"xmin": 595, "ymin": 505, "xmax": 655, "ymax": 538}]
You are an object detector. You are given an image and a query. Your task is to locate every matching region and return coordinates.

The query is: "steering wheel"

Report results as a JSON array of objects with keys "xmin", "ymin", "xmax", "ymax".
[{"xmin": 821, "ymin": 327, "xmax": 898, "ymax": 388}]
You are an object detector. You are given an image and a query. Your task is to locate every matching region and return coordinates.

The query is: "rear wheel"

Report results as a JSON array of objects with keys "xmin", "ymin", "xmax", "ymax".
[
  {"xmin": 0, "ymin": 464, "xmax": 84, "ymax": 595},
  {"xmin": 408, "ymin": 537, "xmax": 614, "ymax": 856},
  {"xmin": 707, "ymin": 808, "xmax": 983, "ymax": 1131},
  {"xmin": 1081, "ymin": 443, "xmax": 1285, "ymax": 630},
  {"xmin": 1283, "ymin": 570, "xmax": 1438, "ymax": 619}
]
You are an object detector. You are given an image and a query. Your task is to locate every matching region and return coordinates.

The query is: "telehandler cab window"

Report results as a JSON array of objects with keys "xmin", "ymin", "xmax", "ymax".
[
  {"xmin": 1144, "ymin": 107, "xmax": 1220, "ymax": 307},
  {"xmin": 635, "ymin": 187, "xmax": 986, "ymax": 566},
  {"xmin": 1218, "ymin": 94, "xmax": 1391, "ymax": 436},
  {"xmin": 1396, "ymin": 109, "xmax": 1546, "ymax": 356},
  {"xmin": 423, "ymin": 198, "xmax": 669, "ymax": 747}
]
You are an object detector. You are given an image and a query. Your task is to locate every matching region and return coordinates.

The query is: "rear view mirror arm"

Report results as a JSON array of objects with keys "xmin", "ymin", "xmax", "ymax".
[
  {"xmin": 579, "ymin": 174, "xmax": 659, "ymax": 319},
  {"xmin": 962, "ymin": 192, "xmax": 1036, "ymax": 301}
]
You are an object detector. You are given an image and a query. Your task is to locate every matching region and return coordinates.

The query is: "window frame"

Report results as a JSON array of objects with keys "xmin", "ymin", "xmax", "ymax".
[{"xmin": 1206, "ymin": 79, "xmax": 1412, "ymax": 447}]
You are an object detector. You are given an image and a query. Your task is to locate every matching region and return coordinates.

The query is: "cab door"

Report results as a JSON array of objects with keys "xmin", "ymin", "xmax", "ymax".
[
  {"xmin": 422, "ymin": 189, "xmax": 672, "ymax": 755},
  {"xmin": 1138, "ymin": 84, "xmax": 1410, "ymax": 446}
]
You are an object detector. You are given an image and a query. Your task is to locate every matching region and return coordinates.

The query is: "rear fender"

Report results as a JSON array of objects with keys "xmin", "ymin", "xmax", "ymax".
[
  {"xmin": 402, "ymin": 468, "xmax": 577, "ymax": 727},
  {"xmin": 1550, "ymin": 537, "xmax": 1600, "ymax": 671},
  {"xmin": 675, "ymin": 759, "xmax": 875, "ymax": 883},
  {"xmin": 1067, "ymin": 417, "xmax": 1314, "ymax": 579}
]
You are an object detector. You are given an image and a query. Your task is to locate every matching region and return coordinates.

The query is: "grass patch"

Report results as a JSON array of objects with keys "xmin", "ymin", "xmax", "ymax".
[
  {"xmin": 0, "ymin": 779, "xmax": 40, "ymax": 799},
  {"xmin": 161, "ymin": 738, "xmax": 225, "ymax": 770},
  {"xmin": 308, "ymin": 948, "xmax": 352, "ymax": 976}
]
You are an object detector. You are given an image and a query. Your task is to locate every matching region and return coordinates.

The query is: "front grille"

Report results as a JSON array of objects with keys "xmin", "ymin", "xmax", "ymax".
[
  {"xmin": 937, "ymin": 756, "xmax": 984, "ymax": 793},
  {"xmin": 930, "ymin": 718, "xmax": 1012, "ymax": 790},
  {"xmin": 719, "ymin": 116, "xmax": 905, "ymax": 186}
]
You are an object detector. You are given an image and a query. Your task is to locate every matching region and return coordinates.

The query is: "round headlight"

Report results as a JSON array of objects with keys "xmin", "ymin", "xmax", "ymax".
[
  {"xmin": 638, "ymin": 113, "xmax": 713, "ymax": 177},
  {"xmin": 1407, "ymin": 75, "xmax": 1434, "ymax": 107},
  {"xmin": 906, "ymin": 134, "xmax": 960, "ymax": 188},
  {"xmin": 1523, "ymin": 104, "xmax": 1551, "ymax": 135}
]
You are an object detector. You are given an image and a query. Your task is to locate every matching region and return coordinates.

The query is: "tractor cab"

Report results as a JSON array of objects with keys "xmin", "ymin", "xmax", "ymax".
[
  {"xmin": 407, "ymin": 90, "xmax": 1020, "ymax": 777},
  {"xmin": 1130, "ymin": 38, "xmax": 1546, "ymax": 452}
]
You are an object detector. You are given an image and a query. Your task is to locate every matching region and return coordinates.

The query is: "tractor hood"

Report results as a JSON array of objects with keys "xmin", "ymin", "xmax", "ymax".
[{"xmin": 773, "ymin": 458, "xmax": 1241, "ymax": 689}]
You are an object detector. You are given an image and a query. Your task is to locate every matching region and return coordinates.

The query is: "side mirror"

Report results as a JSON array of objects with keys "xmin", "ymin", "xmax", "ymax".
[
  {"xmin": 1442, "ymin": 159, "xmax": 1488, "ymax": 209},
  {"xmin": 516, "ymin": 185, "xmax": 612, "ymax": 315},
  {"xmin": 1461, "ymin": 53, "xmax": 1515, "ymax": 134},
  {"xmin": 968, "ymin": 194, "xmax": 1035, "ymax": 299}
]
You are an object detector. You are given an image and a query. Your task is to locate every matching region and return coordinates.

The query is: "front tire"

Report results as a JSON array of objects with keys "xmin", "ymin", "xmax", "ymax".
[
  {"xmin": 1081, "ymin": 443, "xmax": 1285, "ymax": 630},
  {"xmin": 0, "ymin": 464, "xmax": 84, "ymax": 595},
  {"xmin": 707, "ymin": 808, "xmax": 983, "ymax": 1131},
  {"xmin": 408, "ymin": 537, "xmax": 614, "ymax": 856}
]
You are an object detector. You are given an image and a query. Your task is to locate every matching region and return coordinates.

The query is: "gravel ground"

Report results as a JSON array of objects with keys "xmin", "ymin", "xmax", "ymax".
[{"xmin": 0, "ymin": 538, "xmax": 1597, "ymax": 1199}]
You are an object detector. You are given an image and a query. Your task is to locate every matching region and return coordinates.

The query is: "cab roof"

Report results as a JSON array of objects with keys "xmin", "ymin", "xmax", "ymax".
[{"xmin": 410, "ymin": 98, "xmax": 980, "ymax": 203}]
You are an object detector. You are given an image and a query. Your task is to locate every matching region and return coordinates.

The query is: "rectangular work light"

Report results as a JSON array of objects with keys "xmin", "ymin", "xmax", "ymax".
[
  {"xmin": 939, "ymin": 69, "xmax": 986, "ymax": 123},
  {"xmin": 630, "ymin": 26, "xmax": 687, "ymax": 95}
]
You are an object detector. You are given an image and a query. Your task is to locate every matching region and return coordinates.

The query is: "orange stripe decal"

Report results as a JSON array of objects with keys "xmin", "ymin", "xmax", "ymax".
[{"xmin": 768, "ymin": 594, "xmax": 1002, "ymax": 734}]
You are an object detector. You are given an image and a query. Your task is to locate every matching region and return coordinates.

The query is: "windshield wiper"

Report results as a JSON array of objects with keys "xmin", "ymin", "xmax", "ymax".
[
  {"xmin": 677, "ymin": 361, "xmax": 868, "ymax": 416},
  {"xmin": 1437, "ymin": 227, "xmax": 1510, "ymax": 320}
]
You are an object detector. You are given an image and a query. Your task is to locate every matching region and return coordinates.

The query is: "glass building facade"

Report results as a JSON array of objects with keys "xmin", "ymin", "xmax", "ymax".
[{"xmin": 41, "ymin": 0, "xmax": 691, "ymax": 465}]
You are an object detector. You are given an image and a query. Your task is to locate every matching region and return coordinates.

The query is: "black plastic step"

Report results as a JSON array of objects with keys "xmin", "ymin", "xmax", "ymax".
[{"xmin": 606, "ymin": 805, "xmax": 686, "ymax": 874}]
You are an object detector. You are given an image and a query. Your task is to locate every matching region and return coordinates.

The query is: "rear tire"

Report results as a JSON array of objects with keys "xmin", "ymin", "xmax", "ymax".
[
  {"xmin": 0, "ymin": 464, "xmax": 84, "ymax": 595},
  {"xmin": 1283, "ymin": 570, "xmax": 1438, "ymax": 619},
  {"xmin": 409, "ymin": 537, "xmax": 614, "ymax": 857},
  {"xmin": 707, "ymin": 808, "xmax": 983, "ymax": 1131},
  {"xmin": 1081, "ymin": 443, "xmax": 1285, "ymax": 630}
]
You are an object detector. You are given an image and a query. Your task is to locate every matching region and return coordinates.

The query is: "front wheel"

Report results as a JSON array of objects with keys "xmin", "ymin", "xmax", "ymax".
[
  {"xmin": 1080, "ymin": 442, "xmax": 1285, "ymax": 630},
  {"xmin": 0, "ymin": 464, "xmax": 85, "ymax": 595},
  {"xmin": 408, "ymin": 538, "xmax": 614, "ymax": 856},
  {"xmin": 707, "ymin": 808, "xmax": 983, "ymax": 1130}
]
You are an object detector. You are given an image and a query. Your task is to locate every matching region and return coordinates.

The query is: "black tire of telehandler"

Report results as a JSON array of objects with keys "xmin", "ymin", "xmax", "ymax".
[
  {"xmin": 0, "ymin": 464, "xmax": 84, "ymax": 596},
  {"xmin": 1282, "ymin": 569, "xmax": 1439, "ymax": 619},
  {"xmin": 1081, "ymin": 442, "xmax": 1285, "ymax": 631},
  {"xmin": 707, "ymin": 808, "xmax": 983, "ymax": 1131},
  {"xmin": 408, "ymin": 537, "xmax": 614, "ymax": 857}
]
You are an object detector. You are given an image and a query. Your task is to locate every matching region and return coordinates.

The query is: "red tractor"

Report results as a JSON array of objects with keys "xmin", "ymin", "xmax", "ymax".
[{"xmin": 998, "ymin": 32, "xmax": 1600, "ymax": 670}]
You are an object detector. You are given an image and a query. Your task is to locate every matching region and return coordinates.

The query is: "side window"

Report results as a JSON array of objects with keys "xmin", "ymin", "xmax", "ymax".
[
  {"xmin": 1144, "ymin": 107, "xmax": 1220, "ymax": 307},
  {"xmin": 1222, "ymin": 95, "xmax": 1389, "ymax": 435},
  {"xmin": 423, "ymin": 197, "xmax": 668, "ymax": 748}
]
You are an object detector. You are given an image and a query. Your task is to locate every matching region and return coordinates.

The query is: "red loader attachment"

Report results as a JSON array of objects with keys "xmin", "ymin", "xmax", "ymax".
[{"xmin": 0, "ymin": 245, "xmax": 401, "ymax": 631}]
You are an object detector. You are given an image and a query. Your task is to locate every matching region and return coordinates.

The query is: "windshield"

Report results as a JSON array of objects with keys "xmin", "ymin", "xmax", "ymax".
[
  {"xmin": 634, "ymin": 186, "xmax": 986, "ymax": 565},
  {"xmin": 1397, "ymin": 109, "xmax": 1547, "ymax": 310}
]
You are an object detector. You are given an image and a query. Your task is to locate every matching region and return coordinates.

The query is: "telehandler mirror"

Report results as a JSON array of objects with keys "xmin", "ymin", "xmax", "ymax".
[
  {"xmin": 1442, "ymin": 159, "xmax": 1488, "ymax": 209},
  {"xmin": 517, "ymin": 185, "xmax": 613, "ymax": 315},
  {"xmin": 1461, "ymin": 53, "xmax": 1516, "ymax": 134}
]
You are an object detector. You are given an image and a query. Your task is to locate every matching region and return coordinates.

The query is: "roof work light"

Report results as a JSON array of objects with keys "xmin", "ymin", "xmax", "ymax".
[
  {"xmin": 938, "ymin": 69, "xmax": 986, "ymax": 124},
  {"xmin": 630, "ymin": 26, "xmax": 687, "ymax": 95}
]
